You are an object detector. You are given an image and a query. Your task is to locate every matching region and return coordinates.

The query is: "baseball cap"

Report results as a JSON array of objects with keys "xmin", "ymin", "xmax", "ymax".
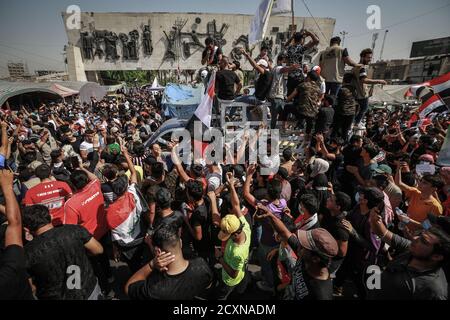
[
  {"xmin": 312, "ymin": 66, "xmax": 321, "ymax": 75},
  {"xmin": 257, "ymin": 59, "xmax": 269, "ymax": 68},
  {"xmin": 375, "ymin": 164, "xmax": 393, "ymax": 175},
  {"xmin": 110, "ymin": 127, "xmax": 119, "ymax": 134},
  {"xmin": 296, "ymin": 228, "xmax": 338, "ymax": 258},
  {"xmin": 218, "ymin": 215, "xmax": 243, "ymax": 241}
]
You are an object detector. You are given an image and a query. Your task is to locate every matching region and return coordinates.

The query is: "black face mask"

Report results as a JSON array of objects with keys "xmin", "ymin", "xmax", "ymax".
[{"xmin": 327, "ymin": 146, "xmax": 337, "ymax": 153}]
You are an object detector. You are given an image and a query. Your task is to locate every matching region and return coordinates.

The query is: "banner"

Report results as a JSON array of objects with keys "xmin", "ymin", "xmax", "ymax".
[
  {"xmin": 271, "ymin": 0, "xmax": 292, "ymax": 15},
  {"xmin": 249, "ymin": 0, "xmax": 275, "ymax": 46}
]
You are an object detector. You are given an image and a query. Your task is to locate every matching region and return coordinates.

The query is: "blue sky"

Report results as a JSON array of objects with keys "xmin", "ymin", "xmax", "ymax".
[{"xmin": 0, "ymin": 0, "xmax": 449, "ymax": 76}]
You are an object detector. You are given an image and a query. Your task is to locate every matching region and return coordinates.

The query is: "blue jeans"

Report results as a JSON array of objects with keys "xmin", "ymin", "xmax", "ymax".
[
  {"xmin": 257, "ymin": 243, "xmax": 277, "ymax": 288},
  {"xmin": 325, "ymin": 82, "xmax": 342, "ymax": 97},
  {"xmin": 269, "ymin": 98, "xmax": 285, "ymax": 129},
  {"xmin": 234, "ymin": 95, "xmax": 265, "ymax": 122},
  {"xmin": 354, "ymin": 98, "xmax": 369, "ymax": 125}
]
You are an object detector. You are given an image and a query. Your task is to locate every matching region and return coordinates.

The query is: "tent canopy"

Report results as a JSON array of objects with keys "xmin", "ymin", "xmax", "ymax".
[
  {"xmin": 162, "ymin": 83, "xmax": 204, "ymax": 119},
  {"xmin": 50, "ymin": 81, "xmax": 106, "ymax": 104},
  {"xmin": 0, "ymin": 80, "xmax": 107, "ymax": 106},
  {"xmin": 142, "ymin": 77, "xmax": 165, "ymax": 91},
  {"xmin": 0, "ymin": 80, "xmax": 63, "ymax": 106},
  {"xmin": 369, "ymin": 85, "xmax": 412, "ymax": 104}
]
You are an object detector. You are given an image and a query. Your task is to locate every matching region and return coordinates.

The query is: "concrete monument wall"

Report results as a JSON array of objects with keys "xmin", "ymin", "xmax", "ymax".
[{"xmin": 62, "ymin": 12, "xmax": 335, "ymax": 81}]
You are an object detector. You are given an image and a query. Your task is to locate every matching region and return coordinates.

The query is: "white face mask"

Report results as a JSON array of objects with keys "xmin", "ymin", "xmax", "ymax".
[
  {"xmin": 355, "ymin": 192, "xmax": 360, "ymax": 203},
  {"xmin": 282, "ymin": 63, "xmax": 287, "ymax": 67}
]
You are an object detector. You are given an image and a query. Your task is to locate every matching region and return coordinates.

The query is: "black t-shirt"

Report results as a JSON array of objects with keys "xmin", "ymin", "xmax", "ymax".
[
  {"xmin": 255, "ymin": 72, "xmax": 273, "ymax": 101},
  {"xmin": 288, "ymin": 235, "xmax": 333, "ymax": 300},
  {"xmin": 190, "ymin": 201, "xmax": 212, "ymax": 256},
  {"xmin": 216, "ymin": 70, "xmax": 240, "ymax": 100},
  {"xmin": 153, "ymin": 210, "xmax": 184, "ymax": 231},
  {"xmin": 25, "ymin": 225, "xmax": 97, "ymax": 300},
  {"xmin": 315, "ymin": 107, "xmax": 335, "ymax": 133},
  {"xmin": 128, "ymin": 257, "xmax": 213, "ymax": 300},
  {"xmin": 327, "ymin": 153, "xmax": 344, "ymax": 186},
  {"xmin": 0, "ymin": 245, "xmax": 34, "ymax": 300},
  {"xmin": 321, "ymin": 214, "xmax": 349, "ymax": 243},
  {"xmin": 71, "ymin": 136, "xmax": 83, "ymax": 154},
  {"xmin": 143, "ymin": 182, "xmax": 167, "ymax": 205}
]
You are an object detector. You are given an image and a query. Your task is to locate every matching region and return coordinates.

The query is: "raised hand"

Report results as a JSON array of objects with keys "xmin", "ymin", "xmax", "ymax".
[{"xmin": 150, "ymin": 251, "xmax": 176, "ymax": 272}]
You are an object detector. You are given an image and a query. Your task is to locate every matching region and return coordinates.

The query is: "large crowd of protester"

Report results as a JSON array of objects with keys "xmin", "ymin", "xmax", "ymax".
[{"xmin": 0, "ymin": 31, "xmax": 449, "ymax": 301}]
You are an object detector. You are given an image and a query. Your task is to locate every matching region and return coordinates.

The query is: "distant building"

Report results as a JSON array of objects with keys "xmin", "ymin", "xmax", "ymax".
[
  {"xmin": 410, "ymin": 37, "xmax": 450, "ymax": 58},
  {"xmin": 407, "ymin": 37, "xmax": 450, "ymax": 83},
  {"xmin": 369, "ymin": 59, "xmax": 410, "ymax": 83},
  {"xmin": 35, "ymin": 70, "xmax": 63, "ymax": 77},
  {"xmin": 7, "ymin": 61, "xmax": 30, "ymax": 80},
  {"xmin": 368, "ymin": 37, "xmax": 450, "ymax": 84}
]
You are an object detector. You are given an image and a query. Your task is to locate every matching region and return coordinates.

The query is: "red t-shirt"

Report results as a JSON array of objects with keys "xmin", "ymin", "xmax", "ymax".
[
  {"xmin": 64, "ymin": 180, "xmax": 107, "ymax": 240},
  {"xmin": 23, "ymin": 180, "xmax": 72, "ymax": 226}
]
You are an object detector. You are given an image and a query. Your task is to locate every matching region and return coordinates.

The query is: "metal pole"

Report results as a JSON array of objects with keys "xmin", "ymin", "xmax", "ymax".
[
  {"xmin": 380, "ymin": 30, "xmax": 389, "ymax": 61},
  {"xmin": 340, "ymin": 31, "xmax": 348, "ymax": 47},
  {"xmin": 291, "ymin": 0, "xmax": 295, "ymax": 37},
  {"xmin": 372, "ymin": 32, "xmax": 379, "ymax": 52}
]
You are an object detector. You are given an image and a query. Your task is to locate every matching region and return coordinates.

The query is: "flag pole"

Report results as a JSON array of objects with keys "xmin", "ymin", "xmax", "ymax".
[{"xmin": 291, "ymin": 0, "xmax": 295, "ymax": 37}]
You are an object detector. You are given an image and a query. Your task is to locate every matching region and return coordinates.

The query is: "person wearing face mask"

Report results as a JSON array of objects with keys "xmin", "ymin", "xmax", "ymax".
[
  {"xmin": 268, "ymin": 54, "xmax": 300, "ymax": 129},
  {"xmin": 335, "ymin": 187, "xmax": 386, "ymax": 299}
]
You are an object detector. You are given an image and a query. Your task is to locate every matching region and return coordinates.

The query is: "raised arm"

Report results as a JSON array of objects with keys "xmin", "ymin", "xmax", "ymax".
[
  {"xmin": 303, "ymin": 30, "xmax": 320, "ymax": 50},
  {"xmin": 226, "ymin": 171, "xmax": 243, "ymax": 218},
  {"xmin": 257, "ymin": 206, "xmax": 292, "ymax": 243},
  {"xmin": 243, "ymin": 164, "xmax": 257, "ymax": 208},
  {"xmin": 395, "ymin": 162, "xmax": 411, "ymax": 192},
  {"xmin": 362, "ymin": 78, "xmax": 387, "ymax": 85},
  {"xmin": 343, "ymin": 55, "xmax": 359, "ymax": 68},
  {"xmin": 316, "ymin": 134, "xmax": 336, "ymax": 160},
  {"xmin": 369, "ymin": 209, "xmax": 411, "ymax": 252},
  {"xmin": 236, "ymin": 133, "xmax": 249, "ymax": 165},
  {"xmin": 122, "ymin": 145, "xmax": 137, "ymax": 185},
  {"xmin": 0, "ymin": 169, "xmax": 22, "ymax": 247},
  {"xmin": 0, "ymin": 121, "xmax": 8, "ymax": 156},
  {"xmin": 170, "ymin": 143, "xmax": 191, "ymax": 183},
  {"xmin": 207, "ymin": 191, "xmax": 221, "ymax": 227},
  {"xmin": 79, "ymin": 164, "xmax": 99, "ymax": 182},
  {"xmin": 279, "ymin": 64, "xmax": 300, "ymax": 74},
  {"xmin": 284, "ymin": 34, "xmax": 294, "ymax": 48},
  {"xmin": 241, "ymin": 49, "xmax": 265, "ymax": 75}
]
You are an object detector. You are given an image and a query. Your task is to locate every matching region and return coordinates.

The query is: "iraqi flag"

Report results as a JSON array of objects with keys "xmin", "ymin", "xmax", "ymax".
[
  {"xmin": 105, "ymin": 184, "xmax": 145, "ymax": 247},
  {"xmin": 408, "ymin": 94, "xmax": 448, "ymax": 128},
  {"xmin": 185, "ymin": 70, "xmax": 217, "ymax": 158},
  {"xmin": 406, "ymin": 72, "xmax": 450, "ymax": 101}
]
